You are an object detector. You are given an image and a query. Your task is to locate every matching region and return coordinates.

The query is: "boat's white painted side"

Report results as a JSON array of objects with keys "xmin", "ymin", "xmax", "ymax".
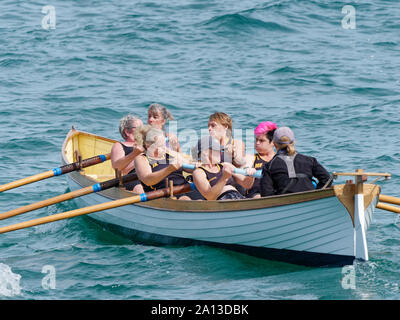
[{"xmin": 67, "ymin": 174, "xmax": 355, "ymax": 258}]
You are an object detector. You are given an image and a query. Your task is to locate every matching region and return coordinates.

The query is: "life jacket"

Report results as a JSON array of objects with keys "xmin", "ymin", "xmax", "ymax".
[{"xmin": 269, "ymin": 152, "xmax": 311, "ymax": 194}]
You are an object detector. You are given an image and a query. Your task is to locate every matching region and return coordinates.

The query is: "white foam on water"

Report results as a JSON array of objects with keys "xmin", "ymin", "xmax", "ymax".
[{"xmin": 0, "ymin": 263, "xmax": 22, "ymax": 297}]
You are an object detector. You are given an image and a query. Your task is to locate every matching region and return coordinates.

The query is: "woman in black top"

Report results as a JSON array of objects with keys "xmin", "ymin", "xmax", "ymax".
[
  {"xmin": 134, "ymin": 125, "xmax": 191, "ymax": 200},
  {"xmin": 192, "ymin": 136, "xmax": 251, "ymax": 200},
  {"xmin": 244, "ymin": 121, "xmax": 277, "ymax": 198},
  {"xmin": 260, "ymin": 127, "xmax": 332, "ymax": 196},
  {"xmin": 110, "ymin": 114, "xmax": 144, "ymax": 193}
]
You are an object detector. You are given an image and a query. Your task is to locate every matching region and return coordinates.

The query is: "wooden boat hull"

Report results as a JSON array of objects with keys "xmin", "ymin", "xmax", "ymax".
[{"xmin": 61, "ymin": 128, "xmax": 380, "ymax": 267}]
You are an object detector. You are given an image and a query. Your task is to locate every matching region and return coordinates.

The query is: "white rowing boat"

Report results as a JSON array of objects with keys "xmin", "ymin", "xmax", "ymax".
[{"xmin": 61, "ymin": 127, "xmax": 382, "ymax": 267}]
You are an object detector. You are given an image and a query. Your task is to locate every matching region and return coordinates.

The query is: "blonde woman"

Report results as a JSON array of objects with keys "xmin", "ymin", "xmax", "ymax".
[
  {"xmin": 260, "ymin": 127, "xmax": 332, "ymax": 196},
  {"xmin": 147, "ymin": 103, "xmax": 181, "ymax": 152},
  {"xmin": 134, "ymin": 125, "xmax": 191, "ymax": 200},
  {"xmin": 110, "ymin": 114, "xmax": 144, "ymax": 193},
  {"xmin": 192, "ymin": 136, "xmax": 252, "ymax": 200},
  {"xmin": 207, "ymin": 112, "xmax": 246, "ymax": 167}
]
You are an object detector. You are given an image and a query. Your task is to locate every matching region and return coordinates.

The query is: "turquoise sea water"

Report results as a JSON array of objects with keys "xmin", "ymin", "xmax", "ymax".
[{"xmin": 0, "ymin": 0, "xmax": 400, "ymax": 300}]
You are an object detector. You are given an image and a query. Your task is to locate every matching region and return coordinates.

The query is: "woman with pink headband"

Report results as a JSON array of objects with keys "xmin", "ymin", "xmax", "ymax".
[{"xmin": 244, "ymin": 121, "xmax": 278, "ymax": 198}]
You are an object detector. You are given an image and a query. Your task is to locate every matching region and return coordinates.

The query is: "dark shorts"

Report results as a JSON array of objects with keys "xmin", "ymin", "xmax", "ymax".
[
  {"xmin": 124, "ymin": 179, "xmax": 142, "ymax": 191},
  {"xmin": 184, "ymin": 189, "xmax": 205, "ymax": 200},
  {"xmin": 217, "ymin": 190, "xmax": 245, "ymax": 200}
]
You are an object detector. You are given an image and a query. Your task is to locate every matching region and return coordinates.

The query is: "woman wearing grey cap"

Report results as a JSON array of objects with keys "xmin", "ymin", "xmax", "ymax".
[
  {"xmin": 192, "ymin": 136, "xmax": 252, "ymax": 200},
  {"xmin": 260, "ymin": 127, "xmax": 332, "ymax": 196}
]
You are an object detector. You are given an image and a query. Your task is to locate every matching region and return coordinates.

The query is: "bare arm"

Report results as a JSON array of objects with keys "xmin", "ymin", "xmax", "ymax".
[
  {"xmin": 193, "ymin": 167, "xmax": 233, "ymax": 200},
  {"xmin": 111, "ymin": 143, "xmax": 143, "ymax": 175},
  {"xmin": 134, "ymin": 154, "xmax": 181, "ymax": 187},
  {"xmin": 166, "ymin": 133, "xmax": 181, "ymax": 152},
  {"xmin": 233, "ymin": 154, "xmax": 256, "ymax": 190},
  {"xmin": 225, "ymin": 139, "xmax": 247, "ymax": 167}
]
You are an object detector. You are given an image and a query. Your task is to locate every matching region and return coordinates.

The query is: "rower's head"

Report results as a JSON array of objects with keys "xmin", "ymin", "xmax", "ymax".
[
  {"xmin": 135, "ymin": 125, "xmax": 166, "ymax": 157},
  {"xmin": 147, "ymin": 103, "xmax": 174, "ymax": 130},
  {"xmin": 273, "ymin": 126, "xmax": 296, "ymax": 156},
  {"xmin": 119, "ymin": 114, "xmax": 143, "ymax": 141},
  {"xmin": 208, "ymin": 112, "xmax": 232, "ymax": 143},
  {"xmin": 254, "ymin": 121, "xmax": 277, "ymax": 154},
  {"xmin": 192, "ymin": 135, "xmax": 222, "ymax": 165}
]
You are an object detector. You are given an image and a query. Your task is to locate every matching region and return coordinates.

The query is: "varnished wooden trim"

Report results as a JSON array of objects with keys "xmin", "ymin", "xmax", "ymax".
[{"xmin": 334, "ymin": 183, "xmax": 381, "ymax": 226}]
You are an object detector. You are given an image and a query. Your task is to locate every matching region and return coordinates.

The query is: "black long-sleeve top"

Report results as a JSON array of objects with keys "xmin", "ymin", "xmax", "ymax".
[{"xmin": 260, "ymin": 151, "xmax": 332, "ymax": 197}]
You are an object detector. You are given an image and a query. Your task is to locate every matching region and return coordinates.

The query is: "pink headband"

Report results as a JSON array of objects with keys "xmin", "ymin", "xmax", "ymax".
[{"xmin": 254, "ymin": 121, "xmax": 277, "ymax": 136}]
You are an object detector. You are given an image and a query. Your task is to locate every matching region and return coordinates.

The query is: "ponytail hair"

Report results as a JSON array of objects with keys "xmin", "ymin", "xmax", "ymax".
[
  {"xmin": 134, "ymin": 125, "xmax": 164, "ymax": 150},
  {"xmin": 274, "ymin": 136, "xmax": 296, "ymax": 156},
  {"xmin": 148, "ymin": 103, "xmax": 174, "ymax": 121}
]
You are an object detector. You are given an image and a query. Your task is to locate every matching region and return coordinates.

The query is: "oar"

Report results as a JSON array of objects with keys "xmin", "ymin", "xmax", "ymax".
[
  {"xmin": 0, "ymin": 154, "xmax": 111, "ymax": 193},
  {"xmin": 182, "ymin": 164, "xmax": 262, "ymax": 178},
  {"xmin": 376, "ymin": 202, "xmax": 400, "ymax": 214},
  {"xmin": 0, "ymin": 172, "xmax": 138, "ymax": 220},
  {"xmin": 0, "ymin": 183, "xmax": 194, "ymax": 235},
  {"xmin": 379, "ymin": 194, "xmax": 400, "ymax": 206}
]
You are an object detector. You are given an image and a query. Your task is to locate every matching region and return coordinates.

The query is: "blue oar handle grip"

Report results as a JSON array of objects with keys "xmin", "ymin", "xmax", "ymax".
[
  {"xmin": 182, "ymin": 164, "xmax": 262, "ymax": 178},
  {"xmin": 234, "ymin": 168, "xmax": 262, "ymax": 179},
  {"xmin": 182, "ymin": 163, "xmax": 196, "ymax": 170}
]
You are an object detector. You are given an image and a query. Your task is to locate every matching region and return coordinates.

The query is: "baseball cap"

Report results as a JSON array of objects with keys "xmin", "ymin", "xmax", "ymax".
[{"xmin": 273, "ymin": 127, "xmax": 295, "ymax": 145}]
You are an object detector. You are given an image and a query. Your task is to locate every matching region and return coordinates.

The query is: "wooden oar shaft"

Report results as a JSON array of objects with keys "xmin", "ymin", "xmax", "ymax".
[
  {"xmin": 376, "ymin": 202, "xmax": 400, "ymax": 214},
  {"xmin": 0, "ymin": 172, "xmax": 138, "ymax": 220},
  {"xmin": 379, "ymin": 194, "xmax": 400, "ymax": 206},
  {"xmin": 0, "ymin": 186, "xmax": 94, "ymax": 220},
  {"xmin": 0, "ymin": 153, "xmax": 110, "ymax": 193},
  {"xmin": 0, "ymin": 183, "xmax": 192, "ymax": 234},
  {"xmin": 0, "ymin": 170, "xmax": 55, "ymax": 193}
]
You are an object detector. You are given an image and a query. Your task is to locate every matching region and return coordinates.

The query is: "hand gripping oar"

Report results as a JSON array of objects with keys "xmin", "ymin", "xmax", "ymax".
[
  {"xmin": 0, "ymin": 171, "xmax": 138, "ymax": 220},
  {"xmin": 182, "ymin": 164, "xmax": 262, "ymax": 178},
  {"xmin": 0, "ymin": 154, "xmax": 111, "ymax": 193},
  {"xmin": 0, "ymin": 183, "xmax": 194, "ymax": 235}
]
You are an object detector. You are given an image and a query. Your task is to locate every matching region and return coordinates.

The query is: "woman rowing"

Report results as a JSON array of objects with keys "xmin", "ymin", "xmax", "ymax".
[
  {"xmin": 260, "ymin": 127, "xmax": 332, "ymax": 196},
  {"xmin": 147, "ymin": 103, "xmax": 181, "ymax": 152},
  {"xmin": 207, "ymin": 112, "xmax": 246, "ymax": 168},
  {"xmin": 244, "ymin": 121, "xmax": 277, "ymax": 198},
  {"xmin": 192, "ymin": 136, "xmax": 252, "ymax": 200},
  {"xmin": 110, "ymin": 114, "xmax": 145, "ymax": 193},
  {"xmin": 134, "ymin": 125, "xmax": 191, "ymax": 200}
]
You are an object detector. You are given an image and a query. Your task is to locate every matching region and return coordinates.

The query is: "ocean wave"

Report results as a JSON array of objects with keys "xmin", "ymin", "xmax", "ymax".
[
  {"xmin": 0, "ymin": 137, "xmax": 57, "ymax": 152},
  {"xmin": 0, "ymin": 58, "xmax": 29, "ymax": 68},
  {"xmin": 201, "ymin": 12, "xmax": 296, "ymax": 33},
  {"xmin": 269, "ymin": 66, "xmax": 300, "ymax": 74},
  {"xmin": 373, "ymin": 41, "xmax": 397, "ymax": 47},
  {"xmin": 350, "ymin": 87, "xmax": 399, "ymax": 97}
]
